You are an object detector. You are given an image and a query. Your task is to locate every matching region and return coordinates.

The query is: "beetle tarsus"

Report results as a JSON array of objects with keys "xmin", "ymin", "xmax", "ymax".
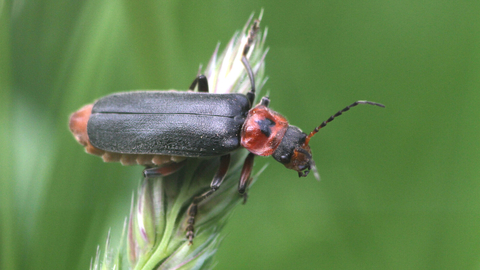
[
  {"xmin": 185, "ymin": 154, "xmax": 230, "ymax": 244},
  {"xmin": 238, "ymin": 153, "xmax": 255, "ymax": 204},
  {"xmin": 241, "ymin": 192, "xmax": 249, "ymax": 205}
]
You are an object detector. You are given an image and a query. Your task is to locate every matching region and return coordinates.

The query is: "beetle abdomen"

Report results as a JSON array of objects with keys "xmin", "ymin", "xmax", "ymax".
[{"xmin": 87, "ymin": 91, "xmax": 250, "ymax": 157}]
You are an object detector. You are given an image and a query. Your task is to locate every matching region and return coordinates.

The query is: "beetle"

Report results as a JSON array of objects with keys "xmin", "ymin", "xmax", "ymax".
[{"xmin": 69, "ymin": 20, "xmax": 384, "ymax": 244}]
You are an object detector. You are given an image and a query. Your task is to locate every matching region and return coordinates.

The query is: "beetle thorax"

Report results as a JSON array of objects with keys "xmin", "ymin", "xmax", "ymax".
[{"xmin": 240, "ymin": 105, "xmax": 289, "ymax": 156}]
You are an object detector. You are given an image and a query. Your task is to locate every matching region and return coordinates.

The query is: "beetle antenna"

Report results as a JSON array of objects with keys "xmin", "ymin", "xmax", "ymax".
[
  {"xmin": 242, "ymin": 19, "xmax": 260, "ymax": 105},
  {"xmin": 303, "ymin": 100, "xmax": 385, "ymax": 146}
]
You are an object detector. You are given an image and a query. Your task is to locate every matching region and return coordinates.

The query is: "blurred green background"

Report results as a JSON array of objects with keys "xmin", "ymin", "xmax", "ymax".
[{"xmin": 1, "ymin": 0, "xmax": 480, "ymax": 269}]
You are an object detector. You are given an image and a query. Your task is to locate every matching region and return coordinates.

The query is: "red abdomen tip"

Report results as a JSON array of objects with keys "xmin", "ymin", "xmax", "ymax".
[{"xmin": 69, "ymin": 104, "xmax": 93, "ymax": 147}]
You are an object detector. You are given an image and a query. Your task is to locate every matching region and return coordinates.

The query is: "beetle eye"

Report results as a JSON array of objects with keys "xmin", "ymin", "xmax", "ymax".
[{"xmin": 279, "ymin": 154, "xmax": 290, "ymax": 164}]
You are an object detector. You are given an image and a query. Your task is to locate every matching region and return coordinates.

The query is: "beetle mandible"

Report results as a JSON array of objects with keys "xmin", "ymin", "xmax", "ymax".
[{"xmin": 69, "ymin": 19, "xmax": 384, "ymax": 244}]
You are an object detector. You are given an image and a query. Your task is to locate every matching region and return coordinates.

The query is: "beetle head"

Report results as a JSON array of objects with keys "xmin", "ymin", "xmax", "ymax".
[
  {"xmin": 272, "ymin": 126, "xmax": 320, "ymax": 180},
  {"xmin": 271, "ymin": 100, "xmax": 385, "ymax": 180}
]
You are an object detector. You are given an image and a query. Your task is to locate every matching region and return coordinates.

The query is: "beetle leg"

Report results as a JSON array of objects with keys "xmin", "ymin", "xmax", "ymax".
[
  {"xmin": 143, "ymin": 160, "xmax": 187, "ymax": 178},
  {"xmin": 188, "ymin": 74, "xmax": 209, "ymax": 93},
  {"xmin": 186, "ymin": 154, "xmax": 231, "ymax": 245},
  {"xmin": 238, "ymin": 153, "xmax": 255, "ymax": 204}
]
